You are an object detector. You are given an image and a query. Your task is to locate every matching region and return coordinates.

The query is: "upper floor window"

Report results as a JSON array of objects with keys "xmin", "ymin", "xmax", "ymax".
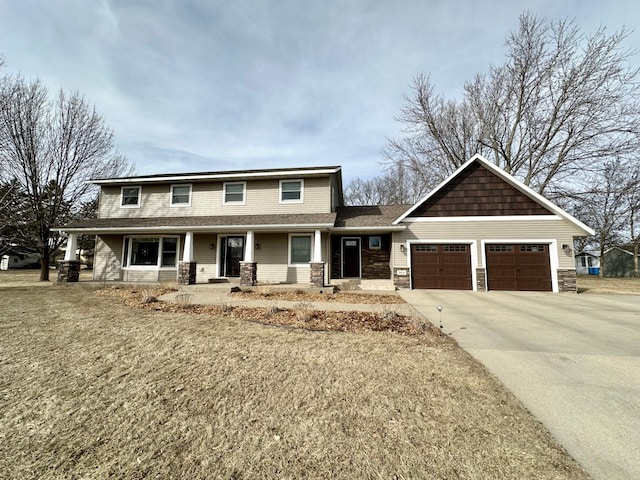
[
  {"xmin": 121, "ymin": 186, "xmax": 141, "ymax": 208},
  {"xmin": 171, "ymin": 184, "xmax": 192, "ymax": 206},
  {"xmin": 280, "ymin": 179, "xmax": 303, "ymax": 203},
  {"xmin": 224, "ymin": 182, "xmax": 246, "ymax": 205}
]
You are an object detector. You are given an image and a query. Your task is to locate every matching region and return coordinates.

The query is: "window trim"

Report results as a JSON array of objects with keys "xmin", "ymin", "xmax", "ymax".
[
  {"xmin": 223, "ymin": 181, "xmax": 246, "ymax": 205},
  {"xmin": 279, "ymin": 179, "xmax": 304, "ymax": 204},
  {"xmin": 288, "ymin": 233, "xmax": 313, "ymax": 266},
  {"xmin": 120, "ymin": 186, "xmax": 141, "ymax": 208},
  {"xmin": 121, "ymin": 235, "xmax": 181, "ymax": 269},
  {"xmin": 170, "ymin": 184, "xmax": 192, "ymax": 207}
]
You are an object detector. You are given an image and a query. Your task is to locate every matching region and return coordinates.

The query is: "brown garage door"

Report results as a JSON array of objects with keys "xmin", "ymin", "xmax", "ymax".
[
  {"xmin": 411, "ymin": 244, "xmax": 472, "ymax": 290},
  {"xmin": 486, "ymin": 244, "xmax": 552, "ymax": 291}
]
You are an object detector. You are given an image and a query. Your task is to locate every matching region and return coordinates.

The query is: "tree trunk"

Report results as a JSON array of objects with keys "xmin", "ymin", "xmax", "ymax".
[
  {"xmin": 634, "ymin": 241, "xmax": 639, "ymax": 277},
  {"xmin": 40, "ymin": 250, "xmax": 50, "ymax": 281}
]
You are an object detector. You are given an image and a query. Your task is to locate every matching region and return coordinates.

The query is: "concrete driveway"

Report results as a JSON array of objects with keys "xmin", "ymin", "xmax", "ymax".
[{"xmin": 399, "ymin": 289, "xmax": 640, "ymax": 480}]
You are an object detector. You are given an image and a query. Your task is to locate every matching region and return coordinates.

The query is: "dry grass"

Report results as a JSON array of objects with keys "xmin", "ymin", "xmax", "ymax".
[
  {"xmin": 0, "ymin": 272, "xmax": 590, "ymax": 479},
  {"xmin": 577, "ymin": 275, "xmax": 640, "ymax": 295}
]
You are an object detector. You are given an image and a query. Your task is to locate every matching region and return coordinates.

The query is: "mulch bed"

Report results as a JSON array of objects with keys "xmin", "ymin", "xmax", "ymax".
[
  {"xmin": 96, "ymin": 286, "xmax": 437, "ymax": 336},
  {"xmin": 229, "ymin": 289, "xmax": 406, "ymax": 304}
]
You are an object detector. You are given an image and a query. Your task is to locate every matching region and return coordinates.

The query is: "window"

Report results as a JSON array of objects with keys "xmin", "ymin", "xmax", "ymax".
[
  {"xmin": 289, "ymin": 234, "xmax": 312, "ymax": 264},
  {"xmin": 488, "ymin": 245, "xmax": 514, "ymax": 252},
  {"xmin": 122, "ymin": 236, "xmax": 179, "ymax": 268},
  {"xmin": 368, "ymin": 236, "xmax": 381, "ymax": 250},
  {"xmin": 280, "ymin": 179, "xmax": 303, "ymax": 203},
  {"xmin": 224, "ymin": 182, "xmax": 245, "ymax": 204},
  {"xmin": 580, "ymin": 256, "xmax": 593, "ymax": 267},
  {"xmin": 161, "ymin": 238, "xmax": 178, "ymax": 266},
  {"xmin": 520, "ymin": 245, "xmax": 546, "ymax": 253},
  {"xmin": 414, "ymin": 245, "xmax": 437, "ymax": 252},
  {"xmin": 121, "ymin": 186, "xmax": 141, "ymax": 207},
  {"xmin": 171, "ymin": 184, "xmax": 191, "ymax": 206},
  {"xmin": 443, "ymin": 244, "xmax": 467, "ymax": 252}
]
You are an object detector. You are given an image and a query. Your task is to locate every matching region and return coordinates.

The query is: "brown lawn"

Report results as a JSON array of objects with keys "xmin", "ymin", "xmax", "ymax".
[
  {"xmin": 0, "ymin": 271, "xmax": 590, "ymax": 479},
  {"xmin": 577, "ymin": 275, "xmax": 640, "ymax": 295}
]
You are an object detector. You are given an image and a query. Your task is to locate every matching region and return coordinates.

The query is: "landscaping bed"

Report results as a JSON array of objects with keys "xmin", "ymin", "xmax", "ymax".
[{"xmin": 97, "ymin": 286, "xmax": 429, "ymax": 336}]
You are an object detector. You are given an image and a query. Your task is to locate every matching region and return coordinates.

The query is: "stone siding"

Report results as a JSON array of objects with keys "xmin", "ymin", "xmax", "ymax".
[
  {"xmin": 476, "ymin": 268, "xmax": 486, "ymax": 291},
  {"xmin": 393, "ymin": 267, "xmax": 410, "ymax": 289},
  {"xmin": 310, "ymin": 262, "xmax": 325, "ymax": 287},
  {"xmin": 557, "ymin": 269, "xmax": 577, "ymax": 292},
  {"xmin": 57, "ymin": 260, "xmax": 81, "ymax": 283},
  {"xmin": 177, "ymin": 261, "xmax": 197, "ymax": 285},
  {"xmin": 240, "ymin": 261, "xmax": 257, "ymax": 286}
]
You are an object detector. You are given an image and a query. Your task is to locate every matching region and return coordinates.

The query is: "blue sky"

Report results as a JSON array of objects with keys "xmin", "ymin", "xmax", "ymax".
[{"xmin": 1, "ymin": 0, "xmax": 639, "ymax": 183}]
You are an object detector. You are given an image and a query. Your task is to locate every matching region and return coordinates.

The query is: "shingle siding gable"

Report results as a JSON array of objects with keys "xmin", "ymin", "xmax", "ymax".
[{"xmin": 409, "ymin": 162, "xmax": 551, "ymax": 217}]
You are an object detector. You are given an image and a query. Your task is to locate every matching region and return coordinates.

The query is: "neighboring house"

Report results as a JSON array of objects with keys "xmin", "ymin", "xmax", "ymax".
[
  {"xmin": 602, "ymin": 247, "xmax": 638, "ymax": 277},
  {"xmin": 54, "ymin": 154, "xmax": 594, "ymax": 292},
  {"xmin": 0, "ymin": 250, "xmax": 40, "ymax": 270},
  {"xmin": 575, "ymin": 250, "xmax": 600, "ymax": 275}
]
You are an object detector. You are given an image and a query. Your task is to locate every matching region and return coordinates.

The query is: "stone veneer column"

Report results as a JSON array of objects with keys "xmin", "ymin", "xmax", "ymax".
[
  {"xmin": 393, "ymin": 267, "xmax": 410, "ymax": 289},
  {"xmin": 240, "ymin": 261, "xmax": 257, "ymax": 286},
  {"xmin": 177, "ymin": 261, "xmax": 197, "ymax": 285},
  {"xmin": 476, "ymin": 268, "xmax": 487, "ymax": 291},
  {"xmin": 310, "ymin": 262, "xmax": 325, "ymax": 287},
  {"xmin": 557, "ymin": 269, "xmax": 577, "ymax": 292},
  {"xmin": 57, "ymin": 260, "xmax": 81, "ymax": 283}
]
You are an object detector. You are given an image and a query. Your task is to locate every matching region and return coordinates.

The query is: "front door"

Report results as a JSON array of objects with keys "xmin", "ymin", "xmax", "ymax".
[
  {"xmin": 342, "ymin": 237, "xmax": 361, "ymax": 278},
  {"xmin": 220, "ymin": 236, "xmax": 245, "ymax": 277}
]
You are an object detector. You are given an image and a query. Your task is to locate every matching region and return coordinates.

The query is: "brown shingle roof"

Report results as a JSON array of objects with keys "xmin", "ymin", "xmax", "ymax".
[
  {"xmin": 334, "ymin": 205, "xmax": 410, "ymax": 228},
  {"xmin": 59, "ymin": 213, "xmax": 337, "ymax": 231}
]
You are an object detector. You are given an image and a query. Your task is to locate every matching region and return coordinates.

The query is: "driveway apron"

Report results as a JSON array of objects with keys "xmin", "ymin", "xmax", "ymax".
[{"xmin": 400, "ymin": 289, "xmax": 640, "ymax": 480}]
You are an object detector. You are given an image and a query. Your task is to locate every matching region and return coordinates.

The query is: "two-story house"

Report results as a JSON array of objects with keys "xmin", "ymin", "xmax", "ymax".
[{"xmin": 56, "ymin": 154, "xmax": 594, "ymax": 292}]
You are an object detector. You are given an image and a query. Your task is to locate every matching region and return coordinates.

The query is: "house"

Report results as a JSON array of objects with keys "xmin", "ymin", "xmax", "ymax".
[
  {"xmin": 0, "ymin": 250, "xmax": 40, "ymax": 270},
  {"xmin": 54, "ymin": 154, "xmax": 594, "ymax": 292},
  {"xmin": 575, "ymin": 250, "xmax": 600, "ymax": 275},
  {"xmin": 602, "ymin": 247, "xmax": 639, "ymax": 277}
]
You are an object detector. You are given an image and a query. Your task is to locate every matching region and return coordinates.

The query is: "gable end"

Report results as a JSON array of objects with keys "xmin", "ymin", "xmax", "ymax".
[{"xmin": 409, "ymin": 161, "xmax": 551, "ymax": 217}]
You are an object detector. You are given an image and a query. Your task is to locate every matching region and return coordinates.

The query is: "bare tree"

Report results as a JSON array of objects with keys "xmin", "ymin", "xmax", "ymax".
[
  {"xmin": 570, "ymin": 157, "xmax": 638, "ymax": 277},
  {"xmin": 344, "ymin": 162, "xmax": 431, "ymax": 206},
  {"xmin": 0, "ymin": 74, "xmax": 132, "ymax": 280},
  {"xmin": 386, "ymin": 12, "xmax": 640, "ymax": 200}
]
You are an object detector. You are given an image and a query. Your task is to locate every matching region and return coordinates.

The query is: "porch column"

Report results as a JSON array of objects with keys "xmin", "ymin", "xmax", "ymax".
[
  {"xmin": 244, "ymin": 230, "xmax": 255, "ymax": 262},
  {"xmin": 240, "ymin": 230, "xmax": 257, "ymax": 286},
  {"xmin": 313, "ymin": 229, "xmax": 322, "ymax": 262},
  {"xmin": 310, "ymin": 229, "xmax": 325, "ymax": 287},
  {"xmin": 64, "ymin": 233, "xmax": 78, "ymax": 261},
  {"xmin": 178, "ymin": 231, "xmax": 197, "ymax": 285},
  {"xmin": 58, "ymin": 232, "xmax": 80, "ymax": 283},
  {"xmin": 183, "ymin": 232, "xmax": 194, "ymax": 262}
]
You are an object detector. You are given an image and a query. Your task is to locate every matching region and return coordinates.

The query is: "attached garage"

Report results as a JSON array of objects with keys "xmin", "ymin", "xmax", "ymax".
[
  {"xmin": 485, "ymin": 244, "xmax": 552, "ymax": 291},
  {"xmin": 411, "ymin": 244, "xmax": 472, "ymax": 290}
]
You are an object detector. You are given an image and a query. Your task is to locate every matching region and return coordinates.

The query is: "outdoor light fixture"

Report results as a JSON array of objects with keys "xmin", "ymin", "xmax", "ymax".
[
  {"xmin": 400, "ymin": 244, "xmax": 406, "ymax": 253},
  {"xmin": 255, "ymin": 243, "xmax": 260, "ymax": 250},
  {"xmin": 209, "ymin": 242, "xmax": 216, "ymax": 250},
  {"xmin": 562, "ymin": 244, "xmax": 572, "ymax": 255}
]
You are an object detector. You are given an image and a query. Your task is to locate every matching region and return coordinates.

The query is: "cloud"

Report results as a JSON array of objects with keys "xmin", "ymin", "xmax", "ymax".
[{"xmin": 1, "ymin": 0, "xmax": 639, "ymax": 183}]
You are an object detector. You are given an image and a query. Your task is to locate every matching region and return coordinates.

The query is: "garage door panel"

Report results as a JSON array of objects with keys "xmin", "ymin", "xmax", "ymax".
[
  {"xmin": 486, "ymin": 244, "xmax": 551, "ymax": 291},
  {"xmin": 411, "ymin": 244, "xmax": 472, "ymax": 290}
]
